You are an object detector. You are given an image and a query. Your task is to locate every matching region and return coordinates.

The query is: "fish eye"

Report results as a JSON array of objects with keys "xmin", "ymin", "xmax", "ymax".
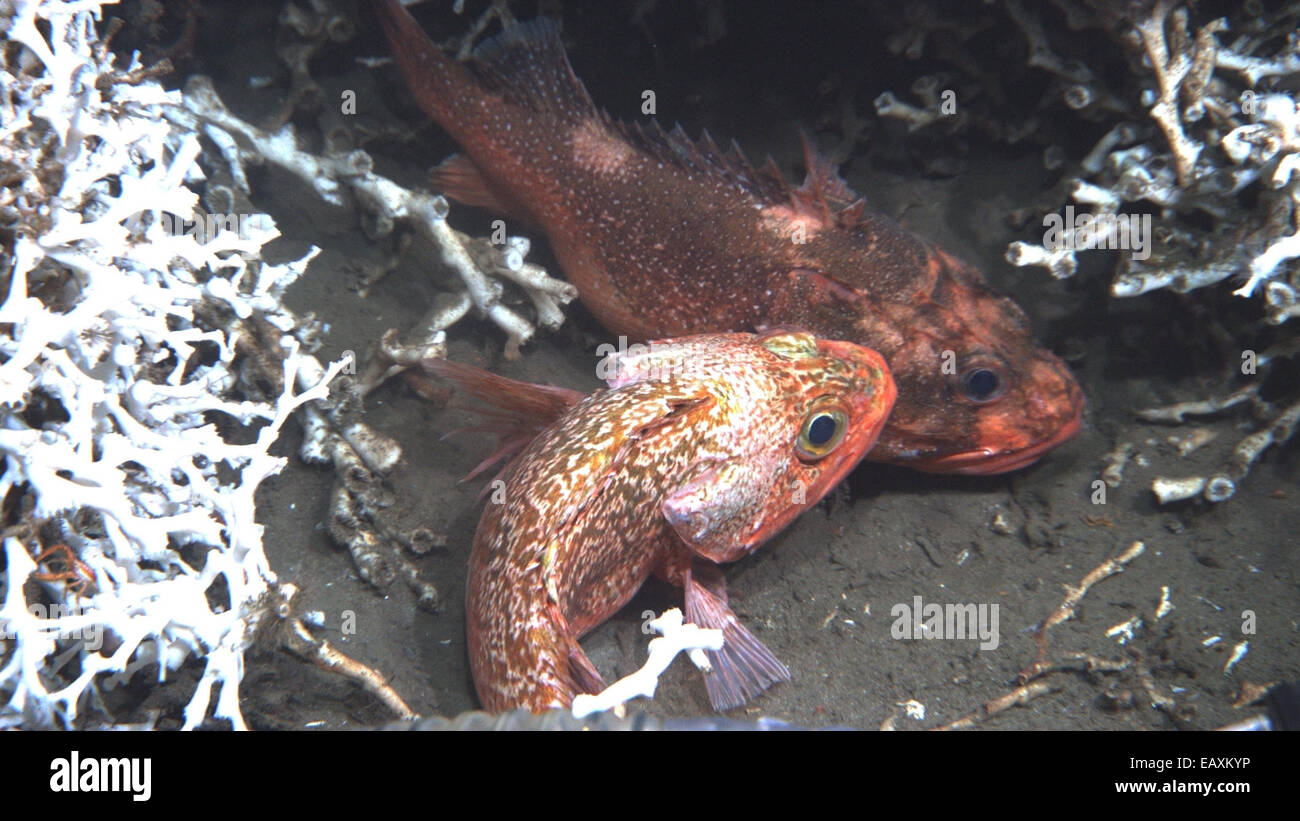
[
  {"xmin": 796, "ymin": 401, "xmax": 849, "ymax": 461},
  {"xmin": 953, "ymin": 355, "xmax": 1010, "ymax": 404},
  {"xmin": 962, "ymin": 368, "xmax": 1000, "ymax": 401}
]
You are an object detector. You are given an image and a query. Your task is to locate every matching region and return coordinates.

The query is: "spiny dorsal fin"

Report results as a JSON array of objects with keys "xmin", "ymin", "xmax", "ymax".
[
  {"xmin": 787, "ymin": 130, "xmax": 865, "ymax": 225},
  {"xmin": 797, "ymin": 129, "xmax": 858, "ymax": 203},
  {"xmin": 671, "ymin": 123, "xmax": 708, "ymax": 169},
  {"xmin": 467, "ymin": 15, "xmax": 852, "ymax": 212},
  {"xmin": 700, "ymin": 129, "xmax": 724, "ymax": 164},
  {"xmin": 758, "ymin": 155, "xmax": 793, "ymax": 199},
  {"xmin": 837, "ymin": 197, "xmax": 867, "ymax": 228},
  {"xmin": 606, "ymin": 116, "xmax": 792, "ymax": 203}
]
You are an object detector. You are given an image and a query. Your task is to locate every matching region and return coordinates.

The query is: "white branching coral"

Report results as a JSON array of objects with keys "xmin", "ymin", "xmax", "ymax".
[
  {"xmin": 1003, "ymin": 1, "xmax": 1300, "ymax": 324},
  {"xmin": 161, "ymin": 74, "xmax": 578, "ymax": 361},
  {"xmin": 978, "ymin": 1, "xmax": 1300, "ymax": 504},
  {"xmin": 570, "ymin": 608, "xmax": 723, "ymax": 719},
  {"xmin": 0, "ymin": 0, "xmax": 347, "ymax": 728}
]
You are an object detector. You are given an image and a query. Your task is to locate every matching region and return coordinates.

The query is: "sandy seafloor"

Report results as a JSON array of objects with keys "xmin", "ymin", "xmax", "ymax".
[{"xmin": 114, "ymin": 0, "xmax": 1297, "ymax": 729}]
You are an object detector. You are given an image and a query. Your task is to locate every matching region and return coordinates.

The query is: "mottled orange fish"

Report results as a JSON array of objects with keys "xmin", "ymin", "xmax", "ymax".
[
  {"xmin": 375, "ymin": 1, "xmax": 1083, "ymax": 475},
  {"xmin": 431, "ymin": 331, "xmax": 895, "ymax": 713}
]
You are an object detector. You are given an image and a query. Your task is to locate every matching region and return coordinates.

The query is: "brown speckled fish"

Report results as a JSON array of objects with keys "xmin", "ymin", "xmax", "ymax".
[
  {"xmin": 431, "ymin": 331, "xmax": 895, "ymax": 713},
  {"xmin": 375, "ymin": 1, "xmax": 1083, "ymax": 475}
]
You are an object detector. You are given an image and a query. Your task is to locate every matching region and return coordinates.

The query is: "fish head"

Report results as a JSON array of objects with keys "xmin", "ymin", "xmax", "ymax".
[
  {"xmin": 869, "ymin": 249, "xmax": 1084, "ymax": 475},
  {"xmin": 654, "ymin": 329, "xmax": 896, "ymax": 563},
  {"xmin": 760, "ymin": 330, "xmax": 898, "ymax": 513}
]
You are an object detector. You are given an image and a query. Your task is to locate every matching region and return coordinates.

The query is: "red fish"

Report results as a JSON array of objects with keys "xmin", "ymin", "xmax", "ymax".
[
  {"xmin": 374, "ymin": 1, "xmax": 1083, "ymax": 475},
  {"xmin": 432, "ymin": 331, "xmax": 896, "ymax": 712}
]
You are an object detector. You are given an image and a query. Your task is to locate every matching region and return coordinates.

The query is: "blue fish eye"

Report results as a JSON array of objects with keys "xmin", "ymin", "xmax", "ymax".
[
  {"xmin": 961, "ymin": 368, "xmax": 1001, "ymax": 402},
  {"xmin": 796, "ymin": 406, "xmax": 848, "ymax": 460},
  {"xmin": 807, "ymin": 413, "xmax": 837, "ymax": 446}
]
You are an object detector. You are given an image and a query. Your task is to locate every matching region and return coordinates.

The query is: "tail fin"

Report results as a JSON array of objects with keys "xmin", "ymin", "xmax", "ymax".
[{"xmin": 423, "ymin": 357, "xmax": 585, "ymax": 483}]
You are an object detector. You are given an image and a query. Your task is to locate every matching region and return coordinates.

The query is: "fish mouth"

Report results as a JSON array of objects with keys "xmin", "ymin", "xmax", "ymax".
[{"xmin": 912, "ymin": 412, "xmax": 1083, "ymax": 476}]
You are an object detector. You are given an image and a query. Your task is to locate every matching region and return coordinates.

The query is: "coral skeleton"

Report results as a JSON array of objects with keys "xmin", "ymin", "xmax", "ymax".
[
  {"xmin": 872, "ymin": 0, "xmax": 1300, "ymax": 503},
  {"xmin": 1000, "ymin": 2, "xmax": 1300, "ymax": 321},
  {"xmin": 309, "ymin": 370, "xmax": 445, "ymax": 610},
  {"xmin": 163, "ymin": 75, "xmax": 578, "ymax": 361},
  {"xmin": 1100, "ymin": 441, "xmax": 1133, "ymax": 488},
  {"xmin": 569, "ymin": 608, "xmax": 723, "ymax": 719},
  {"xmin": 873, "ymin": 88, "xmax": 944, "ymax": 133},
  {"xmin": 0, "ymin": 0, "xmax": 372, "ymax": 728},
  {"xmin": 156, "ymin": 4, "xmax": 581, "ymax": 603}
]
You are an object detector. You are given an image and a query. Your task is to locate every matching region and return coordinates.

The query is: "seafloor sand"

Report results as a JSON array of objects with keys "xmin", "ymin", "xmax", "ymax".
[{"xmin": 107, "ymin": 1, "xmax": 1297, "ymax": 729}]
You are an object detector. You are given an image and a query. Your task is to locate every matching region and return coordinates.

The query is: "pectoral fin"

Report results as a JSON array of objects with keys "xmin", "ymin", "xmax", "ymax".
[
  {"xmin": 430, "ymin": 154, "xmax": 533, "ymax": 223},
  {"xmin": 683, "ymin": 564, "xmax": 790, "ymax": 711}
]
